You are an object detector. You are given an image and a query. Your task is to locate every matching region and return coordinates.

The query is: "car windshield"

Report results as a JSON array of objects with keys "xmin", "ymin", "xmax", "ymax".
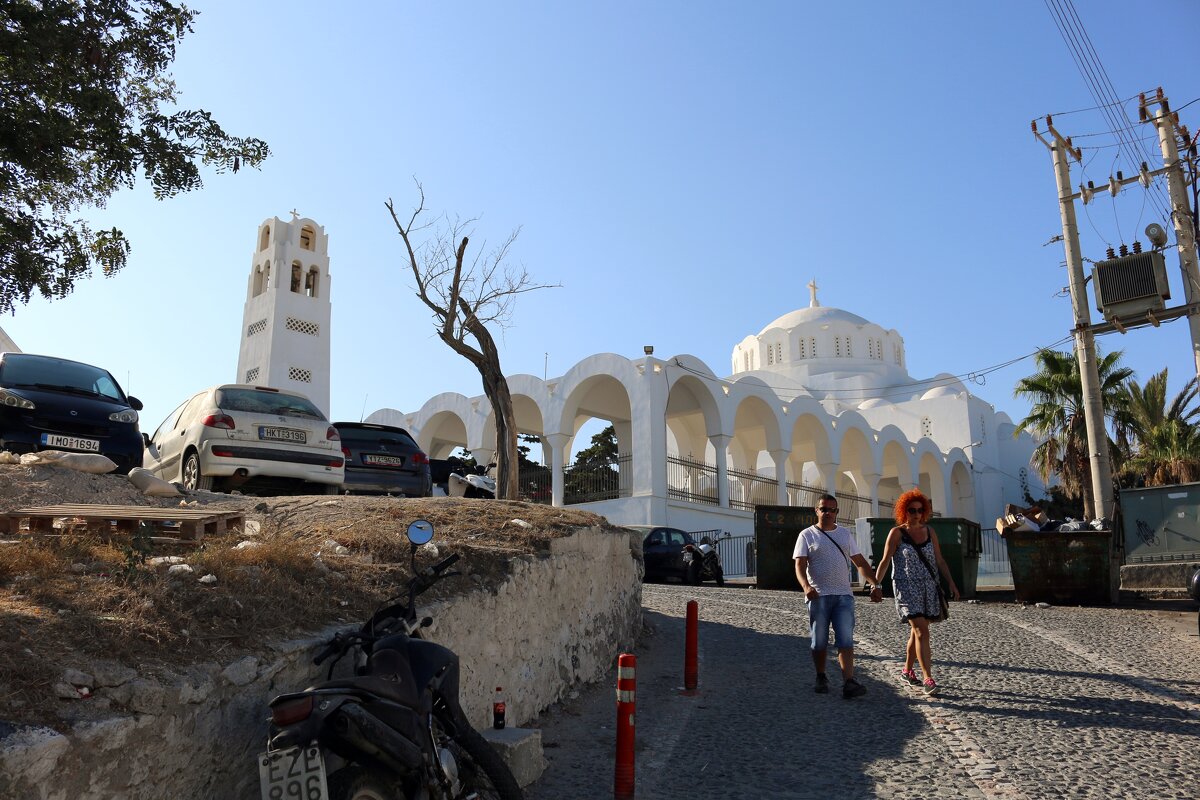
[
  {"xmin": 0, "ymin": 354, "xmax": 126, "ymax": 402},
  {"xmin": 215, "ymin": 388, "xmax": 325, "ymax": 419},
  {"xmin": 340, "ymin": 429, "xmax": 419, "ymax": 449}
]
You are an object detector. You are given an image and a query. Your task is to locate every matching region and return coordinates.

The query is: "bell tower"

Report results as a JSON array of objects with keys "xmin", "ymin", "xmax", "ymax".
[{"xmin": 236, "ymin": 213, "xmax": 333, "ymax": 416}]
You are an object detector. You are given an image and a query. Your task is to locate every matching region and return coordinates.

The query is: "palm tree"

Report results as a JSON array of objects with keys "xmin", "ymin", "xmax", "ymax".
[
  {"xmin": 1115, "ymin": 368, "xmax": 1200, "ymax": 486},
  {"xmin": 1013, "ymin": 348, "xmax": 1133, "ymax": 514}
]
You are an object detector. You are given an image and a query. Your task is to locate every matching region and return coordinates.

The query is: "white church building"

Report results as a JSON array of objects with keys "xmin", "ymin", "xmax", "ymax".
[{"xmin": 367, "ymin": 280, "xmax": 1044, "ymax": 535}]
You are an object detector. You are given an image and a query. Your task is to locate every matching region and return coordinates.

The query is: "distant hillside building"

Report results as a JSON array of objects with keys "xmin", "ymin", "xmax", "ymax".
[
  {"xmin": 236, "ymin": 214, "xmax": 333, "ymax": 415},
  {"xmin": 0, "ymin": 326, "xmax": 18, "ymax": 353},
  {"xmin": 366, "ymin": 281, "xmax": 1043, "ymax": 535}
]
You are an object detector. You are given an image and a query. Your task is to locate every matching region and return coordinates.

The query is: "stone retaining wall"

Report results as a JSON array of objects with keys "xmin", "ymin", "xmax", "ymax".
[{"xmin": 0, "ymin": 526, "xmax": 642, "ymax": 800}]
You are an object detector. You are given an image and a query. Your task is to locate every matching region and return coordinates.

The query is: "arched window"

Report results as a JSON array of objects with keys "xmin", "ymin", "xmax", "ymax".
[
  {"xmin": 290, "ymin": 261, "xmax": 303, "ymax": 293},
  {"xmin": 300, "ymin": 225, "xmax": 315, "ymax": 251},
  {"xmin": 259, "ymin": 226, "xmax": 270, "ymax": 252},
  {"xmin": 305, "ymin": 268, "xmax": 319, "ymax": 298},
  {"xmin": 252, "ymin": 263, "xmax": 266, "ymax": 296},
  {"xmin": 262, "ymin": 262, "xmax": 271, "ymax": 291}
]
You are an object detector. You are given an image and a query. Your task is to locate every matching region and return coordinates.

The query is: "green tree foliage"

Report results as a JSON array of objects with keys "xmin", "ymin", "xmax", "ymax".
[
  {"xmin": 564, "ymin": 424, "xmax": 620, "ymax": 502},
  {"xmin": 571, "ymin": 424, "xmax": 617, "ymax": 468},
  {"xmin": 0, "ymin": 0, "xmax": 270, "ymax": 313},
  {"xmin": 1013, "ymin": 348, "xmax": 1132, "ymax": 512},
  {"xmin": 1114, "ymin": 368, "xmax": 1200, "ymax": 487}
]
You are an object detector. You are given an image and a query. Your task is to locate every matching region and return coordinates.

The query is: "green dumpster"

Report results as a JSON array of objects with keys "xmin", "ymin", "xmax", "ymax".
[
  {"xmin": 858, "ymin": 517, "xmax": 981, "ymax": 599},
  {"xmin": 753, "ymin": 506, "xmax": 817, "ymax": 590},
  {"xmin": 1005, "ymin": 530, "xmax": 1112, "ymax": 605}
]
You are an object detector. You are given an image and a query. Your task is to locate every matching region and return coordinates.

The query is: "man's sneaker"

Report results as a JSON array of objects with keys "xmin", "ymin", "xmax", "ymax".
[
  {"xmin": 842, "ymin": 678, "xmax": 867, "ymax": 699},
  {"xmin": 900, "ymin": 668, "xmax": 921, "ymax": 686},
  {"xmin": 922, "ymin": 678, "xmax": 939, "ymax": 696},
  {"xmin": 814, "ymin": 673, "xmax": 829, "ymax": 694}
]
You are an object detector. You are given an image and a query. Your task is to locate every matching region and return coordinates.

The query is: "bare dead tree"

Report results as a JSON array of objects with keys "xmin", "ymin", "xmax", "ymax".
[{"xmin": 385, "ymin": 182, "xmax": 558, "ymax": 500}]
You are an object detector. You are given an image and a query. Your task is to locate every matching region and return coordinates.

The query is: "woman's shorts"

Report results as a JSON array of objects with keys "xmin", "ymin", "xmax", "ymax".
[{"xmin": 807, "ymin": 593, "xmax": 856, "ymax": 651}]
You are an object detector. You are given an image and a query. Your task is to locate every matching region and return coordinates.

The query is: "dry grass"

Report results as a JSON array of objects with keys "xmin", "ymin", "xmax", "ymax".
[{"xmin": 0, "ymin": 473, "xmax": 618, "ymax": 730}]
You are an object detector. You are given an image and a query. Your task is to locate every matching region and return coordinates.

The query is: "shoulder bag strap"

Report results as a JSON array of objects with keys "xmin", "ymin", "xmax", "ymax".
[
  {"xmin": 909, "ymin": 527, "xmax": 942, "ymax": 586},
  {"xmin": 819, "ymin": 529, "xmax": 852, "ymax": 568}
]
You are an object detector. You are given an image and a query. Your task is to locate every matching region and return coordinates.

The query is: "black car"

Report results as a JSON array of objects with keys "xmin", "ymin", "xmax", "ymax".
[
  {"xmin": 640, "ymin": 526, "xmax": 700, "ymax": 583},
  {"xmin": 0, "ymin": 352, "xmax": 144, "ymax": 473},
  {"xmin": 334, "ymin": 421, "xmax": 431, "ymax": 496}
]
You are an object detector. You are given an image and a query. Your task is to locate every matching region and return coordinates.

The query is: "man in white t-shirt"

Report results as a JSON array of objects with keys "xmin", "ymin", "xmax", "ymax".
[{"xmin": 793, "ymin": 494, "xmax": 883, "ymax": 698}]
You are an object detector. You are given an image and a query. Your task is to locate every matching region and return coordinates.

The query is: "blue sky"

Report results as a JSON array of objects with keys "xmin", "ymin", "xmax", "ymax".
[{"xmin": 6, "ymin": 0, "xmax": 1200, "ymax": 448}]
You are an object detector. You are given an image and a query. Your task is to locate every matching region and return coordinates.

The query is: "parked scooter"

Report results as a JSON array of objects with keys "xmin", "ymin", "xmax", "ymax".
[
  {"xmin": 447, "ymin": 464, "xmax": 496, "ymax": 499},
  {"xmin": 257, "ymin": 520, "xmax": 522, "ymax": 800},
  {"xmin": 684, "ymin": 533, "xmax": 727, "ymax": 586}
]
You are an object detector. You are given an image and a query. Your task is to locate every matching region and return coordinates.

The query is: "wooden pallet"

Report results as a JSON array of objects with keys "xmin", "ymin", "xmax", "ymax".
[{"xmin": 4, "ymin": 504, "xmax": 245, "ymax": 543}]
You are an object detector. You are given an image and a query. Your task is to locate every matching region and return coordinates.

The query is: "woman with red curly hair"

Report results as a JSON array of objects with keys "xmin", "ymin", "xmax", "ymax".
[{"xmin": 872, "ymin": 489, "xmax": 960, "ymax": 696}]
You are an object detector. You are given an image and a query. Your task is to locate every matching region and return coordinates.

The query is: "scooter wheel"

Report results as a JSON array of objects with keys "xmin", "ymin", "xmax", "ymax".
[
  {"xmin": 441, "ymin": 720, "xmax": 524, "ymax": 799},
  {"xmin": 328, "ymin": 767, "xmax": 403, "ymax": 800}
]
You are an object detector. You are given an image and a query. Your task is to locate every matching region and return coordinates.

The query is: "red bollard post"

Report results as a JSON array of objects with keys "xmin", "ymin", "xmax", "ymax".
[
  {"xmin": 614, "ymin": 653, "xmax": 636, "ymax": 800},
  {"xmin": 683, "ymin": 599, "xmax": 698, "ymax": 693}
]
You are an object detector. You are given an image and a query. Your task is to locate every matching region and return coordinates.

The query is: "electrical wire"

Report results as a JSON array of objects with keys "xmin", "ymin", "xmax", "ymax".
[
  {"xmin": 1043, "ymin": 0, "xmax": 1173, "ymax": 222},
  {"xmin": 670, "ymin": 334, "xmax": 1075, "ymax": 404}
]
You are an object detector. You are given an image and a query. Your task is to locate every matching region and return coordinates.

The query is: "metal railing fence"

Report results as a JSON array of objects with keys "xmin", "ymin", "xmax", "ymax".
[
  {"xmin": 727, "ymin": 466, "xmax": 780, "ymax": 511},
  {"xmin": 976, "ymin": 527, "xmax": 1013, "ymax": 587},
  {"xmin": 563, "ymin": 453, "xmax": 632, "ymax": 505},
  {"xmin": 689, "ymin": 530, "xmax": 755, "ymax": 578},
  {"xmin": 667, "ymin": 456, "xmax": 718, "ymax": 505}
]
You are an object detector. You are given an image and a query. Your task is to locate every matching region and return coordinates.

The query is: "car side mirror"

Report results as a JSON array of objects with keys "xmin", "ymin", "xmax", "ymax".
[
  {"xmin": 128, "ymin": 396, "xmax": 144, "ymax": 411},
  {"xmin": 142, "ymin": 432, "xmax": 151, "ymax": 448}
]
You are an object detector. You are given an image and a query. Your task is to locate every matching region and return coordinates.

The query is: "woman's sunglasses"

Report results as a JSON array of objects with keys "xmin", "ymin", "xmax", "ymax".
[{"xmin": 906, "ymin": 506, "xmax": 924, "ymax": 514}]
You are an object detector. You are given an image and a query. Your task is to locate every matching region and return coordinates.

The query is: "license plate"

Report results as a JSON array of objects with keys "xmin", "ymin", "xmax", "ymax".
[
  {"xmin": 40, "ymin": 434, "xmax": 101, "ymax": 452},
  {"xmin": 363, "ymin": 454, "xmax": 404, "ymax": 466},
  {"xmin": 260, "ymin": 426, "xmax": 307, "ymax": 443},
  {"xmin": 258, "ymin": 745, "xmax": 328, "ymax": 800}
]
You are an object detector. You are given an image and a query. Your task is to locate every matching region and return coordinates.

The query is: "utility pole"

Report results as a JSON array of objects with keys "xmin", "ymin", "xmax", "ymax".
[
  {"xmin": 1142, "ymin": 88, "xmax": 1200, "ymax": 379},
  {"xmin": 1032, "ymin": 119, "xmax": 1115, "ymax": 527}
]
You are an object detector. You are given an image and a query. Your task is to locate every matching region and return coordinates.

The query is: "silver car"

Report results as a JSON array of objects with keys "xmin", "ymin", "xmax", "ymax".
[{"xmin": 143, "ymin": 384, "xmax": 344, "ymax": 494}]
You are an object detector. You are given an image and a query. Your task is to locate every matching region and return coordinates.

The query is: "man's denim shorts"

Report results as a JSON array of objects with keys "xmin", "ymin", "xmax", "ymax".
[{"xmin": 807, "ymin": 593, "xmax": 855, "ymax": 651}]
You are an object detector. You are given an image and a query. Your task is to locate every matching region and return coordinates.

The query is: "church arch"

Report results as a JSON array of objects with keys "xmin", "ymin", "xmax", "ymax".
[
  {"xmin": 259, "ymin": 225, "xmax": 270, "ymax": 252},
  {"xmin": 949, "ymin": 459, "xmax": 976, "ymax": 519},
  {"xmin": 877, "ymin": 424, "xmax": 917, "ymax": 505},
  {"xmin": 915, "ymin": 445, "xmax": 948, "ymax": 515},
  {"xmin": 300, "ymin": 225, "xmax": 316, "ymax": 251},
  {"xmin": 305, "ymin": 267, "xmax": 319, "ymax": 298}
]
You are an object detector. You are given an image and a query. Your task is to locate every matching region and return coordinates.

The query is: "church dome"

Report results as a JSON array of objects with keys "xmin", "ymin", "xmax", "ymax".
[
  {"xmin": 730, "ymin": 281, "xmax": 908, "ymax": 381},
  {"xmin": 759, "ymin": 305, "xmax": 870, "ymax": 336}
]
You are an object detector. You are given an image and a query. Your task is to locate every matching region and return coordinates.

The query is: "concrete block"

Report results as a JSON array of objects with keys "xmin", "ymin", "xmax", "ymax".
[
  {"xmin": 1120, "ymin": 562, "xmax": 1200, "ymax": 590},
  {"xmin": 480, "ymin": 727, "xmax": 545, "ymax": 788}
]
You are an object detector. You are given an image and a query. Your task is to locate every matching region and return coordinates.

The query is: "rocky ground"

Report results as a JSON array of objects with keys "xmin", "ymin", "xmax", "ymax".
[{"xmin": 0, "ymin": 461, "xmax": 614, "ymax": 732}]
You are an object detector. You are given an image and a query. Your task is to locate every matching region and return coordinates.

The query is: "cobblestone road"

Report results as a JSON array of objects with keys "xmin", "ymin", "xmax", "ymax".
[{"xmin": 526, "ymin": 584, "xmax": 1200, "ymax": 800}]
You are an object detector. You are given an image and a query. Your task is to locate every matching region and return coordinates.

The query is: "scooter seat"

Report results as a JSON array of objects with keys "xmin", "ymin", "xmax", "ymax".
[{"xmin": 312, "ymin": 675, "xmax": 421, "ymax": 709}]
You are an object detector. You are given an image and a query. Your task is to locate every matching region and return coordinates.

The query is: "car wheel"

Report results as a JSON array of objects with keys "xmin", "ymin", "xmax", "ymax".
[
  {"xmin": 320, "ymin": 484, "xmax": 340, "ymax": 495},
  {"xmin": 182, "ymin": 451, "xmax": 213, "ymax": 492},
  {"xmin": 686, "ymin": 560, "xmax": 701, "ymax": 585}
]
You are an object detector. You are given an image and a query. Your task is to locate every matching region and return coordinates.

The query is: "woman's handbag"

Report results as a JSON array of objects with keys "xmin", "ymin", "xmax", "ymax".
[{"xmin": 908, "ymin": 528, "xmax": 950, "ymax": 622}]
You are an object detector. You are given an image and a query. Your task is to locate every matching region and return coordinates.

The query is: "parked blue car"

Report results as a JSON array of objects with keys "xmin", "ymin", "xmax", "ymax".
[{"xmin": 0, "ymin": 352, "xmax": 144, "ymax": 473}]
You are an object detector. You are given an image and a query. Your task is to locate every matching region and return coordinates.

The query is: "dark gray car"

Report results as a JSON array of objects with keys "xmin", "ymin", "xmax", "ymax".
[{"xmin": 334, "ymin": 422, "xmax": 431, "ymax": 496}]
